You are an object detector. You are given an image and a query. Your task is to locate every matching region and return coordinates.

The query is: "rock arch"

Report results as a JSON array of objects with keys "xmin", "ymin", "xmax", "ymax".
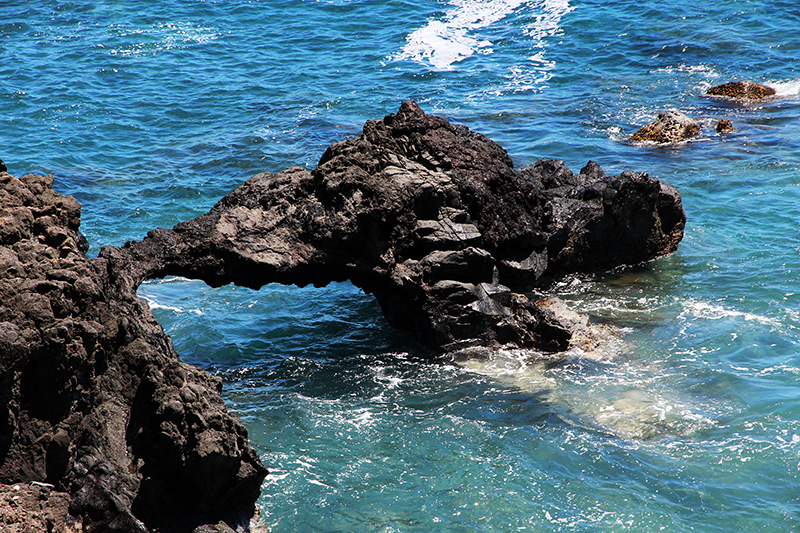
[
  {"xmin": 1, "ymin": 101, "xmax": 685, "ymax": 532},
  {"xmin": 101, "ymin": 101, "xmax": 685, "ymax": 355}
]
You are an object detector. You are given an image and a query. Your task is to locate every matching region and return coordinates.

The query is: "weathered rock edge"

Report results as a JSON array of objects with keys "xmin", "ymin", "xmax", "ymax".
[
  {"xmin": 0, "ymin": 171, "xmax": 268, "ymax": 531},
  {"xmin": 103, "ymin": 101, "xmax": 685, "ymax": 354},
  {"xmin": 707, "ymin": 80, "xmax": 776, "ymax": 100}
]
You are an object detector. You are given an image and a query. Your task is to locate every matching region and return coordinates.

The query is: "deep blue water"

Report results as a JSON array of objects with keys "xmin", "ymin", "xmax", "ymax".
[{"xmin": 3, "ymin": 1, "xmax": 800, "ymax": 531}]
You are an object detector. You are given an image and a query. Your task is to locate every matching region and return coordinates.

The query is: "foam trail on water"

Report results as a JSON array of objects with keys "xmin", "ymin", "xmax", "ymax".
[
  {"xmin": 138, "ymin": 293, "xmax": 185, "ymax": 313},
  {"xmin": 523, "ymin": 0, "xmax": 574, "ymax": 44},
  {"xmin": 453, "ymin": 298, "xmax": 716, "ymax": 440},
  {"xmin": 680, "ymin": 298, "xmax": 783, "ymax": 328},
  {"xmin": 770, "ymin": 79, "xmax": 800, "ymax": 97},
  {"xmin": 395, "ymin": 0, "xmax": 574, "ymax": 98},
  {"xmin": 395, "ymin": 0, "xmax": 527, "ymax": 70}
]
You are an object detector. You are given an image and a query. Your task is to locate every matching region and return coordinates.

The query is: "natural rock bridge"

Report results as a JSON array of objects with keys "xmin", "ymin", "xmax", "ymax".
[
  {"xmin": 1, "ymin": 101, "xmax": 684, "ymax": 532},
  {"xmin": 103, "ymin": 101, "xmax": 685, "ymax": 355}
]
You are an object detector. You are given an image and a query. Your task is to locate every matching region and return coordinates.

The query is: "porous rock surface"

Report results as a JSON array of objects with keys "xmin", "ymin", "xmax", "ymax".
[
  {"xmin": 0, "ymin": 172, "xmax": 267, "ymax": 532},
  {"xmin": 716, "ymin": 119, "xmax": 735, "ymax": 134},
  {"xmin": 0, "ymin": 482, "xmax": 78, "ymax": 533},
  {"xmin": 629, "ymin": 110, "xmax": 701, "ymax": 144},
  {"xmin": 707, "ymin": 80, "xmax": 776, "ymax": 100},
  {"xmin": 103, "ymin": 101, "xmax": 685, "ymax": 354}
]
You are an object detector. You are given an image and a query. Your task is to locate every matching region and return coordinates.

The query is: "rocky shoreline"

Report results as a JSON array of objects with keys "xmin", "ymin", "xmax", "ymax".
[
  {"xmin": 1, "ymin": 102, "xmax": 685, "ymax": 531},
  {"xmin": 103, "ymin": 101, "xmax": 684, "ymax": 354},
  {"xmin": 0, "ymin": 172, "xmax": 267, "ymax": 532}
]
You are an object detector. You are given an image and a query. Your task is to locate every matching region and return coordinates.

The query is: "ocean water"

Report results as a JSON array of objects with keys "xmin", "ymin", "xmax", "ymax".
[{"xmin": 3, "ymin": 0, "xmax": 800, "ymax": 531}]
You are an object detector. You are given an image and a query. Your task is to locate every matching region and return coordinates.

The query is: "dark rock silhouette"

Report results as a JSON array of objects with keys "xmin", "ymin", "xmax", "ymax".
[
  {"xmin": 0, "ymin": 101, "xmax": 685, "ymax": 532},
  {"xmin": 0, "ymin": 172, "xmax": 267, "ymax": 532},
  {"xmin": 707, "ymin": 80, "xmax": 776, "ymax": 100},
  {"xmin": 629, "ymin": 110, "xmax": 701, "ymax": 144}
]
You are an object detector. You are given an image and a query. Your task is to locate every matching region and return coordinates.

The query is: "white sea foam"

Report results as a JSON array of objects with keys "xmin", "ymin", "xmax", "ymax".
[
  {"xmin": 651, "ymin": 63, "xmax": 721, "ymax": 77},
  {"xmin": 395, "ymin": 0, "xmax": 573, "ymax": 72},
  {"xmin": 395, "ymin": 0, "xmax": 525, "ymax": 70},
  {"xmin": 138, "ymin": 293, "xmax": 185, "ymax": 313},
  {"xmin": 138, "ymin": 277, "xmax": 205, "ymax": 314},
  {"xmin": 142, "ymin": 275, "xmax": 194, "ymax": 285},
  {"xmin": 769, "ymin": 79, "xmax": 800, "ymax": 97},
  {"xmin": 452, "ymin": 298, "xmax": 717, "ymax": 440},
  {"xmin": 523, "ymin": 0, "xmax": 574, "ymax": 43},
  {"xmin": 456, "ymin": 346, "xmax": 714, "ymax": 440},
  {"xmin": 680, "ymin": 299, "xmax": 782, "ymax": 327},
  {"xmin": 370, "ymin": 365, "xmax": 404, "ymax": 389}
]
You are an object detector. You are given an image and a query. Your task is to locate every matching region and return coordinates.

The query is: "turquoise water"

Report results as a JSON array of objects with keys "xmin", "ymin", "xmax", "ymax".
[{"xmin": 3, "ymin": 0, "xmax": 800, "ymax": 531}]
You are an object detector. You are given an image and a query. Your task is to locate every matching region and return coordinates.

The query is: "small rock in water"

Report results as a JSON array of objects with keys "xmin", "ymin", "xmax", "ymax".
[
  {"xmin": 707, "ymin": 80, "xmax": 776, "ymax": 100},
  {"xmin": 629, "ymin": 110, "xmax": 701, "ymax": 144},
  {"xmin": 716, "ymin": 119, "xmax": 734, "ymax": 134}
]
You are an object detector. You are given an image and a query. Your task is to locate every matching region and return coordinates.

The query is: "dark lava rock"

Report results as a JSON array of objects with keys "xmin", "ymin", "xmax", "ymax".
[
  {"xmin": 0, "ymin": 173, "xmax": 267, "ymax": 532},
  {"xmin": 0, "ymin": 482, "xmax": 77, "ymax": 533},
  {"xmin": 707, "ymin": 80, "xmax": 776, "ymax": 100},
  {"xmin": 629, "ymin": 110, "xmax": 701, "ymax": 144},
  {"xmin": 103, "ymin": 101, "xmax": 685, "ymax": 354}
]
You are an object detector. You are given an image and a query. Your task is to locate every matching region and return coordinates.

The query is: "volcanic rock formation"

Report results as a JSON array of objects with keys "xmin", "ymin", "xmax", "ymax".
[
  {"xmin": 0, "ymin": 172, "xmax": 267, "ymax": 532},
  {"xmin": 103, "ymin": 101, "xmax": 685, "ymax": 354},
  {"xmin": 716, "ymin": 119, "xmax": 735, "ymax": 134},
  {"xmin": 0, "ymin": 101, "xmax": 685, "ymax": 532},
  {"xmin": 707, "ymin": 80, "xmax": 776, "ymax": 100},
  {"xmin": 629, "ymin": 110, "xmax": 701, "ymax": 144}
]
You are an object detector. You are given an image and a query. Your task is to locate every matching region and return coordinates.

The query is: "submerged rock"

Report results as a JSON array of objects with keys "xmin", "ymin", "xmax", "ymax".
[
  {"xmin": 0, "ymin": 173, "xmax": 267, "ymax": 532},
  {"xmin": 535, "ymin": 296, "xmax": 620, "ymax": 361},
  {"xmin": 629, "ymin": 110, "xmax": 701, "ymax": 144},
  {"xmin": 104, "ymin": 101, "xmax": 685, "ymax": 354},
  {"xmin": 707, "ymin": 80, "xmax": 776, "ymax": 100}
]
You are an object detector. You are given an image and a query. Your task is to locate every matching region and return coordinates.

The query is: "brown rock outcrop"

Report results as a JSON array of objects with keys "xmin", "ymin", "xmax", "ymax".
[
  {"xmin": 707, "ymin": 80, "xmax": 776, "ymax": 100},
  {"xmin": 716, "ymin": 119, "xmax": 734, "ymax": 134},
  {"xmin": 629, "ymin": 110, "xmax": 701, "ymax": 143},
  {"xmin": 0, "ymin": 482, "xmax": 78, "ymax": 533}
]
